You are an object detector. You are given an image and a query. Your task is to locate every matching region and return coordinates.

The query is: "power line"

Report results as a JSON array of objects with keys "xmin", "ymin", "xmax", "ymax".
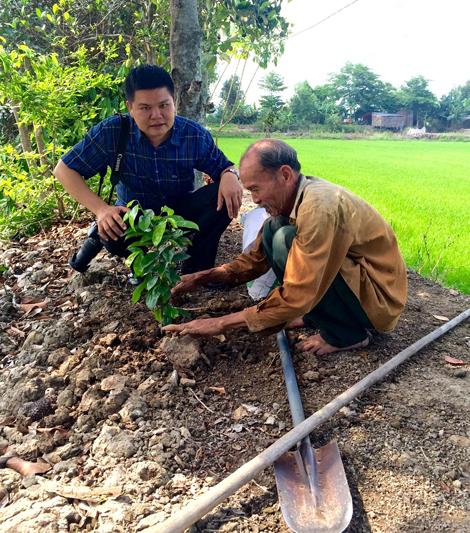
[{"xmin": 289, "ymin": 0, "xmax": 361, "ymax": 39}]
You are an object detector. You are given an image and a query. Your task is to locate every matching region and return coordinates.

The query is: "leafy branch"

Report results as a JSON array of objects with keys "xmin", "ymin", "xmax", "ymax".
[{"xmin": 123, "ymin": 202, "xmax": 199, "ymax": 325}]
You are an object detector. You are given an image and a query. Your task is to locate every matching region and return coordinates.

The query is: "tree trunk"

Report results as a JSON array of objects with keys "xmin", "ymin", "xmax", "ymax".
[
  {"xmin": 169, "ymin": 0, "xmax": 203, "ymax": 122},
  {"xmin": 11, "ymin": 104, "xmax": 37, "ymax": 169},
  {"xmin": 33, "ymin": 125, "xmax": 50, "ymax": 169}
]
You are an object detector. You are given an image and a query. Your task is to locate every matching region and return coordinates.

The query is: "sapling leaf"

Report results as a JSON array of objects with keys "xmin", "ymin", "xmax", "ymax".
[
  {"xmin": 174, "ymin": 217, "xmax": 199, "ymax": 230},
  {"xmin": 161, "ymin": 206, "xmax": 174, "ymax": 216},
  {"xmin": 125, "ymin": 249, "xmax": 142, "ymax": 268},
  {"xmin": 152, "ymin": 221, "xmax": 167, "ymax": 246},
  {"xmin": 146, "ymin": 276, "xmax": 158, "ymax": 290},
  {"xmin": 132, "ymin": 253, "xmax": 145, "ymax": 277},
  {"xmin": 145, "ymin": 287, "xmax": 160, "ymax": 309},
  {"xmin": 131, "ymin": 280, "xmax": 147, "ymax": 304},
  {"xmin": 138, "ymin": 211, "xmax": 153, "ymax": 231},
  {"xmin": 127, "ymin": 203, "xmax": 140, "ymax": 230}
]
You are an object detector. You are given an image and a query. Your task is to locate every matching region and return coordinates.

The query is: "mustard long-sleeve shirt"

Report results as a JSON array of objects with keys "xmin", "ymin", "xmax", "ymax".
[{"xmin": 224, "ymin": 175, "xmax": 408, "ymax": 333}]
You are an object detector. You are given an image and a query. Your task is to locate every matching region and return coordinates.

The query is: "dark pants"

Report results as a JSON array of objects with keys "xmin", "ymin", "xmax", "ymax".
[
  {"xmin": 103, "ymin": 182, "xmax": 231, "ymax": 273},
  {"xmin": 262, "ymin": 216, "xmax": 373, "ymax": 347}
]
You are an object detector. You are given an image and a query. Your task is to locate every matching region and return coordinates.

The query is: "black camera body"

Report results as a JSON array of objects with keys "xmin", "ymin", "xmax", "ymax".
[{"xmin": 69, "ymin": 222, "xmax": 103, "ymax": 272}]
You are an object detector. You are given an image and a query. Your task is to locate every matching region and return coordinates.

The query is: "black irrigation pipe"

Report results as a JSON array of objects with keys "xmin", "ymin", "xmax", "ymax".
[{"xmin": 146, "ymin": 308, "xmax": 470, "ymax": 533}]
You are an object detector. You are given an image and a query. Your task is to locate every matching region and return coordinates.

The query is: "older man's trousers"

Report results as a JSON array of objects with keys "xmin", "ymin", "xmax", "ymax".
[
  {"xmin": 102, "ymin": 182, "xmax": 231, "ymax": 274},
  {"xmin": 262, "ymin": 216, "xmax": 374, "ymax": 347}
]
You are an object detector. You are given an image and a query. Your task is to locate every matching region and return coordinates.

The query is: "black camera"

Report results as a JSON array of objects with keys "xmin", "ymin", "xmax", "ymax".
[{"xmin": 69, "ymin": 222, "xmax": 103, "ymax": 273}]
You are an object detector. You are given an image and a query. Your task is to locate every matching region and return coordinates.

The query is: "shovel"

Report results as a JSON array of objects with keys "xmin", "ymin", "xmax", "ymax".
[{"xmin": 274, "ymin": 330, "xmax": 353, "ymax": 533}]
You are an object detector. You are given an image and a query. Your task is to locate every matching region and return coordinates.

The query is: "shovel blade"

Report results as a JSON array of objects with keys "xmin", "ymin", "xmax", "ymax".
[{"xmin": 274, "ymin": 440, "xmax": 352, "ymax": 533}]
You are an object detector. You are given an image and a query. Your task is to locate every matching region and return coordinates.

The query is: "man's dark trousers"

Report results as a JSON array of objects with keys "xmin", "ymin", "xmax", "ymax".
[
  {"xmin": 103, "ymin": 182, "xmax": 231, "ymax": 273},
  {"xmin": 262, "ymin": 216, "xmax": 373, "ymax": 347}
]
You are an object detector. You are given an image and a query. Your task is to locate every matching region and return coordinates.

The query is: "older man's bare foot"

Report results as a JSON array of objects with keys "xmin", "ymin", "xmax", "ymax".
[
  {"xmin": 285, "ymin": 317, "xmax": 305, "ymax": 329},
  {"xmin": 296, "ymin": 334, "xmax": 369, "ymax": 356},
  {"xmin": 5, "ymin": 456, "xmax": 51, "ymax": 476}
]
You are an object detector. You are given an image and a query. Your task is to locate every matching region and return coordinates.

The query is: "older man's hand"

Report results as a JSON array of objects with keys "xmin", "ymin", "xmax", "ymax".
[
  {"xmin": 218, "ymin": 171, "xmax": 243, "ymax": 219},
  {"xmin": 172, "ymin": 273, "xmax": 202, "ymax": 296},
  {"xmin": 162, "ymin": 317, "xmax": 224, "ymax": 337}
]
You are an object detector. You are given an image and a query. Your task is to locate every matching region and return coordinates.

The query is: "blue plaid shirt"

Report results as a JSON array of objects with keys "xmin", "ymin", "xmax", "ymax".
[{"xmin": 62, "ymin": 114, "xmax": 233, "ymax": 210}]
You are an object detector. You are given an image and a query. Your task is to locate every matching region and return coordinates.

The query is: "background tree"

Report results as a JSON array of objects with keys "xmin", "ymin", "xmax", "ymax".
[
  {"xmin": 328, "ymin": 62, "xmax": 399, "ymax": 121},
  {"xmin": 289, "ymin": 81, "xmax": 322, "ymax": 126},
  {"xmin": 398, "ymin": 76, "xmax": 439, "ymax": 127},
  {"xmin": 258, "ymin": 71, "xmax": 286, "ymax": 134},
  {"xmin": 220, "ymin": 75, "xmax": 245, "ymax": 114},
  {"xmin": 438, "ymin": 81, "xmax": 470, "ymax": 129}
]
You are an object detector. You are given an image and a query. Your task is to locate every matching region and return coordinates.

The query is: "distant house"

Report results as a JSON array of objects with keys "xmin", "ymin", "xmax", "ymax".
[{"xmin": 371, "ymin": 110, "xmax": 413, "ymax": 130}]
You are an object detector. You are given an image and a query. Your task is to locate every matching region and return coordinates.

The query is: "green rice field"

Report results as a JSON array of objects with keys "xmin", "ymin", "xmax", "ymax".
[{"xmin": 218, "ymin": 138, "xmax": 470, "ymax": 294}]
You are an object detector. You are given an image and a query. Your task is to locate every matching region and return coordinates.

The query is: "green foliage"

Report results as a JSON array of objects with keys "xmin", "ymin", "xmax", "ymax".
[
  {"xmin": 123, "ymin": 203, "xmax": 199, "ymax": 325},
  {"xmin": 0, "ymin": 0, "xmax": 170, "ymax": 68},
  {"xmin": 289, "ymin": 81, "xmax": 323, "ymax": 126},
  {"xmin": 398, "ymin": 76, "xmax": 438, "ymax": 127},
  {"xmin": 258, "ymin": 71, "xmax": 286, "ymax": 134},
  {"xmin": 0, "ymin": 44, "xmax": 124, "ymax": 237},
  {"xmin": 0, "ymin": 44, "xmax": 123, "ymax": 146},
  {"xmin": 327, "ymin": 62, "xmax": 400, "ymax": 120},
  {"xmin": 0, "ymin": 144, "xmax": 64, "ymax": 239},
  {"xmin": 199, "ymin": 0, "xmax": 289, "ymax": 74},
  {"xmin": 437, "ymin": 80, "xmax": 470, "ymax": 129}
]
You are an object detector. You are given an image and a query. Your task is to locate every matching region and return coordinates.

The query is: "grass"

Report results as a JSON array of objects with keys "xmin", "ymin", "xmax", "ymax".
[{"xmin": 218, "ymin": 138, "xmax": 470, "ymax": 294}]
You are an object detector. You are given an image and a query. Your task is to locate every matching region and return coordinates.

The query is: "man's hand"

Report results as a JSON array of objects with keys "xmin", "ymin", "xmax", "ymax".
[
  {"xmin": 172, "ymin": 273, "xmax": 203, "ymax": 296},
  {"xmin": 162, "ymin": 317, "xmax": 224, "ymax": 337},
  {"xmin": 163, "ymin": 310, "xmax": 247, "ymax": 337},
  {"xmin": 218, "ymin": 170, "xmax": 243, "ymax": 219},
  {"xmin": 96, "ymin": 205, "xmax": 130, "ymax": 241}
]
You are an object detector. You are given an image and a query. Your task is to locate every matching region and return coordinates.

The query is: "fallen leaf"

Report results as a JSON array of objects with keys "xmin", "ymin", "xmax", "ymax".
[
  {"xmin": 35, "ymin": 426, "xmax": 69, "ymax": 436},
  {"xmin": 433, "ymin": 315, "xmax": 449, "ymax": 322},
  {"xmin": 444, "ymin": 356, "xmax": 465, "ymax": 366},
  {"xmin": 28, "ymin": 307, "xmax": 44, "ymax": 318},
  {"xmin": 6, "ymin": 326, "xmax": 26, "ymax": 338},
  {"xmin": 208, "ymin": 386, "xmax": 226, "ymax": 395},
  {"xmin": 37, "ymin": 478, "xmax": 122, "ymax": 503},
  {"xmin": 438, "ymin": 480, "xmax": 452, "ymax": 493},
  {"xmin": 232, "ymin": 405, "xmax": 249, "ymax": 421},
  {"xmin": 19, "ymin": 299, "xmax": 49, "ymax": 316}
]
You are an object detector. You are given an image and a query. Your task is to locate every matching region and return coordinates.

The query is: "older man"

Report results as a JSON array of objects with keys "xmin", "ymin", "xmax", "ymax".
[{"xmin": 163, "ymin": 139, "xmax": 407, "ymax": 355}]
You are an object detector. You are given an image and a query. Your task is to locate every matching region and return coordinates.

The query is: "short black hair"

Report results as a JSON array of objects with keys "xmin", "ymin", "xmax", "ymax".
[
  {"xmin": 124, "ymin": 65, "xmax": 175, "ymax": 101},
  {"xmin": 242, "ymin": 139, "xmax": 301, "ymax": 173}
]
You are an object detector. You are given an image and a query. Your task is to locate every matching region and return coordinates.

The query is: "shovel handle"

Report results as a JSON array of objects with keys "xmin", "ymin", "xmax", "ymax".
[{"xmin": 277, "ymin": 330, "xmax": 306, "ymax": 427}]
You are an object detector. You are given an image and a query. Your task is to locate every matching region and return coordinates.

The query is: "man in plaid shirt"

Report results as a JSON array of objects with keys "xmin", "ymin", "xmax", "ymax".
[{"xmin": 54, "ymin": 65, "xmax": 242, "ymax": 273}]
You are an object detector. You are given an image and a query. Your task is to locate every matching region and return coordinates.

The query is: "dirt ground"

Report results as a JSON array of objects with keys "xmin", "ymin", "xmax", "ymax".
[{"xmin": 0, "ymin": 214, "xmax": 469, "ymax": 533}]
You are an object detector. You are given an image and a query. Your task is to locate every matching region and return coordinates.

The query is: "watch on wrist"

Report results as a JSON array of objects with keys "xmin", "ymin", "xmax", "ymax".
[{"xmin": 223, "ymin": 168, "xmax": 240, "ymax": 180}]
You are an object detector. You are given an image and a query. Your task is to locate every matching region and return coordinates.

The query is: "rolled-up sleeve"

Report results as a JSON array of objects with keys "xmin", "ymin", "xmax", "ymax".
[{"xmin": 222, "ymin": 232, "xmax": 271, "ymax": 284}]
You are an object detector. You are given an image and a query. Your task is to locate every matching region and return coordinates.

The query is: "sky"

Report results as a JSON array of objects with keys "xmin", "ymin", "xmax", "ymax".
[{"xmin": 218, "ymin": 0, "xmax": 470, "ymax": 104}]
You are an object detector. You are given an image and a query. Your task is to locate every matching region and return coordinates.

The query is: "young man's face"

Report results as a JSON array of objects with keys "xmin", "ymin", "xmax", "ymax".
[{"xmin": 126, "ymin": 87, "xmax": 176, "ymax": 146}]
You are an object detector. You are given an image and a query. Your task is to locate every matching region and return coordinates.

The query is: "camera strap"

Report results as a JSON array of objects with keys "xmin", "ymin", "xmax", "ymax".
[{"xmin": 97, "ymin": 113, "xmax": 131, "ymax": 204}]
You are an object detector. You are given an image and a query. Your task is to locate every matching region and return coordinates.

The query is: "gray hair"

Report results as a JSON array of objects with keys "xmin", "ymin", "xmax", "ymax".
[{"xmin": 241, "ymin": 139, "xmax": 301, "ymax": 173}]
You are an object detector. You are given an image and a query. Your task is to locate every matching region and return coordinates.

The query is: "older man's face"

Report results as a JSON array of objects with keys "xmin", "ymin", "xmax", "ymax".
[{"xmin": 240, "ymin": 152, "xmax": 296, "ymax": 217}]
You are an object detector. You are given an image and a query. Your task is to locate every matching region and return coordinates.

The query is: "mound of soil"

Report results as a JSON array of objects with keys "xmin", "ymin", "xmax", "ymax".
[{"xmin": 0, "ymin": 217, "xmax": 469, "ymax": 533}]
